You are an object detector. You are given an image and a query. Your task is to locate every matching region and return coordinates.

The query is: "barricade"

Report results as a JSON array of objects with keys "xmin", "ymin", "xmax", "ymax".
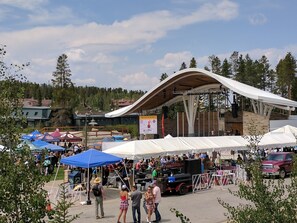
[{"xmin": 192, "ymin": 169, "xmax": 238, "ymax": 193}]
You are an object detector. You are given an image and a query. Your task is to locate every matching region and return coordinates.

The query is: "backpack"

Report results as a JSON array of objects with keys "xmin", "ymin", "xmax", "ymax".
[{"xmin": 93, "ymin": 185, "xmax": 102, "ymax": 197}]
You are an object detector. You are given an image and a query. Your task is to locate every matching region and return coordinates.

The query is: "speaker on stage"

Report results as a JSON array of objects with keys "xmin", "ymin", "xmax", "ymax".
[
  {"xmin": 184, "ymin": 159, "xmax": 201, "ymax": 175},
  {"xmin": 162, "ymin": 106, "xmax": 169, "ymax": 119},
  {"xmin": 231, "ymin": 103, "xmax": 238, "ymax": 118}
]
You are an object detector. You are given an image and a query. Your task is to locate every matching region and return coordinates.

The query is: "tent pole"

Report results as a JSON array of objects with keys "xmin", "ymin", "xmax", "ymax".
[
  {"xmin": 86, "ymin": 168, "xmax": 91, "ymax": 205},
  {"xmin": 49, "ymin": 163, "xmax": 60, "ymax": 197}
]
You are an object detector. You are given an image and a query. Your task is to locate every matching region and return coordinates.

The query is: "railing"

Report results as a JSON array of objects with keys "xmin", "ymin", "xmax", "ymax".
[{"xmin": 192, "ymin": 169, "xmax": 238, "ymax": 193}]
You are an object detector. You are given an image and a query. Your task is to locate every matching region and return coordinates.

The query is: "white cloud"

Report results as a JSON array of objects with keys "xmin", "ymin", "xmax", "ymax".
[
  {"xmin": 27, "ymin": 6, "xmax": 76, "ymax": 25},
  {"xmin": 0, "ymin": 0, "xmax": 47, "ymax": 10},
  {"xmin": 155, "ymin": 51, "xmax": 193, "ymax": 70},
  {"xmin": 66, "ymin": 49, "xmax": 86, "ymax": 62},
  {"xmin": 120, "ymin": 72, "xmax": 159, "ymax": 90},
  {"xmin": 248, "ymin": 13, "xmax": 267, "ymax": 25}
]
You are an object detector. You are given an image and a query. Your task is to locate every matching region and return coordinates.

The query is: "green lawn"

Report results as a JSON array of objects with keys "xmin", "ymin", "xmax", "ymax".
[{"xmin": 50, "ymin": 166, "xmax": 65, "ymax": 181}]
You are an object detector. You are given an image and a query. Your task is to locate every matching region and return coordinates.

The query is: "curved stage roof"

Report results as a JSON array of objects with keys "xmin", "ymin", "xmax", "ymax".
[{"xmin": 106, "ymin": 68, "xmax": 297, "ymax": 118}]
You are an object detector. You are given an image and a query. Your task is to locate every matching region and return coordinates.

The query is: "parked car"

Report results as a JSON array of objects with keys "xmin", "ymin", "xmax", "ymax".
[{"xmin": 262, "ymin": 152, "xmax": 294, "ymax": 178}]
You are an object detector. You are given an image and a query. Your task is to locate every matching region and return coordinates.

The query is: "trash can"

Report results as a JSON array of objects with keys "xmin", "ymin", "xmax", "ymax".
[{"xmin": 68, "ymin": 170, "xmax": 81, "ymax": 189}]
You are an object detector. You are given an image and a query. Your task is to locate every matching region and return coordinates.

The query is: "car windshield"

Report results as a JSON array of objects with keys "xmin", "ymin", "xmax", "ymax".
[{"xmin": 266, "ymin": 154, "xmax": 284, "ymax": 161}]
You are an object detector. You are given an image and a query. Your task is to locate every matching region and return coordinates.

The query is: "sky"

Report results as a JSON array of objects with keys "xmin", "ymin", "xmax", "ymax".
[{"xmin": 0, "ymin": 0, "xmax": 297, "ymax": 91}]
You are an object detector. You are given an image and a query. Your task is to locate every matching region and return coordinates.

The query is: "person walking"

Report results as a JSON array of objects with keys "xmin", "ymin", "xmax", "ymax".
[
  {"xmin": 117, "ymin": 185, "xmax": 129, "ymax": 223},
  {"xmin": 130, "ymin": 185, "xmax": 142, "ymax": 223},
  {"xmin": 145, "ymin": 185, "xmax": 155, "ymax": 223},
  {"xmin": 92, "ymin": 177, "xmax": 104, "ymax": 219},
  {"xmin": 152, "ymin": 180, "xmax": 161, "ymax": 222}
]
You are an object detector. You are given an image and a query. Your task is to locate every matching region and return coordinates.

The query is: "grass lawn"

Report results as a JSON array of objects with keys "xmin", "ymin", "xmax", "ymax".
[{"xmin": 50, "ymin": 166, "xmax": 65, "ymax": 181}]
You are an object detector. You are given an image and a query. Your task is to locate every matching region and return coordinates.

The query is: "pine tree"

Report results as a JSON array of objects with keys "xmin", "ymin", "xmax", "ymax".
[
  {"xmin": 189, "ymin": 57, "xmax": 197, "ymax": 68},
  {"xmin": 179, "ymin": 62, "xmax": 187, "ymax": 70},
  {"xmin": 50, "ymin": 184, "xmax": 81, "ymax": 223},
  {"xmin": 160, "ymin": 73, "xmax": 168, "ymax": 82},
  {"xmin": 276, "ymin": 52, "xmax": 297, "ymax": 99},
  {"xmin": 221, "ymin": 59, "xmax": 232, "ymax": 78},
  {"xmin": 208, "ymin": 55, "xmax": 221, "ymax": 75},
  {"xmin": 51, "ymin": 54, "xmax": 74, "ymax": 107}
]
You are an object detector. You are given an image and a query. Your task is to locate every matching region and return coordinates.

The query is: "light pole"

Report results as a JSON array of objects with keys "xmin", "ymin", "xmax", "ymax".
[{"xmin": 85, "ymin": 114, "xmax": 97, "ymax": 205}]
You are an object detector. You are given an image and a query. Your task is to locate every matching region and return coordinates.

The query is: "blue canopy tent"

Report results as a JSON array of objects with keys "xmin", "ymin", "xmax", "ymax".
[
  {"xmin": 18, "ymin": 139, "xmax": 42, "ymax": 151},
  {"xmin": 60, "ymin": 148, "xmax": 122, "ymax": 204},
  {"xmin": 32, "ymin": 140, "xmax": 65, "ymax": 152},
  {"xmin": 21, "ymin": 130, "xmax": 43, "ymax": 141},
  {"xmin": 60, "ymin": 148, "xmax": 122, "ymax": 168}
]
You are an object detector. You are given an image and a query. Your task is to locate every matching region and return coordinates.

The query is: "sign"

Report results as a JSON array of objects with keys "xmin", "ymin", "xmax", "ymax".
[{"xmin": 139, "ymin": 115, "xmax": 158, "ymax": 134}]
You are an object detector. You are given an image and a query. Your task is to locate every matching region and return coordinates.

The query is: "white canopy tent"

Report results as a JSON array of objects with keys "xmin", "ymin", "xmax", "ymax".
[
  {"xmin": 104, "ymin": 134, "xmax": 297, "ymax": 160},
  {"xmin": 258, "ymin": 132, "xmax": 296, "ymax": 148},
  {"xmin": 103, "ymin": 140, "xmax": 166, "ymax": 160},
  {"xmin": 271, "ymin": 125, "xmax": 297, "ymax": 137},
  {"xmin": 179, "ymin": 136, "xmax": 249, "ymax": 152}
]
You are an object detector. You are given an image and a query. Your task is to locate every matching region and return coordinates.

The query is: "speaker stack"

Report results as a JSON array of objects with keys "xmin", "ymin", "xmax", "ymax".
[{"xmin": 184, "ymin": 159, "xmax": 201, "ymax": 175}]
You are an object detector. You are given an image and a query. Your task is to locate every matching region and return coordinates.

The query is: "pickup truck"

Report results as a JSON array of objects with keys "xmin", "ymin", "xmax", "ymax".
[{"xmin": 262, "ymin": 152, "xmax": 294, "ymax": 178}]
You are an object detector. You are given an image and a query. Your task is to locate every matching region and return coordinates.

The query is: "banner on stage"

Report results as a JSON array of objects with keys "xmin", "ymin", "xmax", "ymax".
[{"xmin": 139, "ymin": 115, "xmax": 158, "ymax": 134}]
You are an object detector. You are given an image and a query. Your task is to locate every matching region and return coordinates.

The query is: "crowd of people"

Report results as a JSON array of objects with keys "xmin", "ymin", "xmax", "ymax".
[{"xmin": 91, "ymin": 175, "xmax": 161, "ymax": 223}]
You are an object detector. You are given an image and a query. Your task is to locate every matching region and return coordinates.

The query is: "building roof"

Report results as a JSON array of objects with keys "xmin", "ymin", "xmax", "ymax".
[{"xmin": 105, "ymin": 68, "xmax": 297, "ymax": 118}]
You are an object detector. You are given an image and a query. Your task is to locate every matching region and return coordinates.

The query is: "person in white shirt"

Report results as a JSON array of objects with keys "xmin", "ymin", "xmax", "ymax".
[{"xmin": 152, "ymin": 180, "xmax": 161, "ymax": 222}]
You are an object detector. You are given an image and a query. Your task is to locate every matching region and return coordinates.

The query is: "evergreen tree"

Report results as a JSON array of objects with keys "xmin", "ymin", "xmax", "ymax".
[
  {"xmin": 51, "ymin": 54, "xmax": 75, "ymax": 126},
  {"xmin": 189, "ymin": 57, "xmax": 197, "ymax": 68},
  {"xmin": 179, "ymin": 62, "xmax": 187, "ymax": 70},
  {"xmin": 51, "ymin": 54, "xmax": 74, "ymax": 107},
  {"xmin": 50, "ymin": 184, "xmax": 81, "ymax": 223},
  {"xmin": 160, "ymin": 73, "xmax": 168, "ymax": 82},
  {"xmin": 208, "ymin": 55, "xmax": 221, "ymax": 75},
  {"xmin": 221, "ymin": 59, "xmax": 232, "ymax": 78},
  {"xmin": 276, "ymin": 52, "xmax": 297, "ymax": 99}
]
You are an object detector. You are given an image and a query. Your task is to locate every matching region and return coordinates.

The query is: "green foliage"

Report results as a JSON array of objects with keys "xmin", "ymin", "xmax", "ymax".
[
  {"xmin": 51, "ymin": 54, "xmax": 74, "ymax": 108},
  {"xmin": 170, "ymin": 208, "xmax": 191, "ymax": 223},
  {"xmin": 189, "ymin": 57, "xmax": 197, "ymax": 68},
  {"xmin": 218, "ymin": 159, "xmax": 297, "ymax": 223},
  {"xmin": 0, "ymin": 45, "xmax": 49, "ymax": 222},
  {"xmin": 276, "ymin": 52, "xmax": 297, "ymax": 99},
  {"xmin": 49, "ymin": 183, "xmax": 81, "ymax": 223},
  {"xmin": 218, "ymin": 121, "xmax": 297, "ymax": 223}
]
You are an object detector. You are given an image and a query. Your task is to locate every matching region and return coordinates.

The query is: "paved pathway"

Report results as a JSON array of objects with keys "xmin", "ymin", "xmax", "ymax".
[{"xmin": 45, "ymin": 180, "xmax": 241, "ymax": 223}]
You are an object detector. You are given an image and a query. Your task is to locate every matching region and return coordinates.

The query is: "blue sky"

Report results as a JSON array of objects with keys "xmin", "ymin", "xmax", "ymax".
[{"xmin": 0, "ymin": 0, "xmax": 297, "ymax": 91}]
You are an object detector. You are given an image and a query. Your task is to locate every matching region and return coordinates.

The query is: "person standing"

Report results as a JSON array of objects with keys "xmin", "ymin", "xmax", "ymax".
[
  {"xmin": 92, "ymin": 177, "xmax": 104, "ymax": 219},
  {"xmin": 117, "ymin": 185, "xmax": 129, "ymax": 223},
  {"xmin": 130, "ymin": 185, "xmax": 142, "ymax": 223},
  {"xmin": 152, "ymin": 180, "xmax": 161, "ymax": 222},
  {"xmin": 145, "ymin": 186, "xmax": 155, "ymax": 223}
]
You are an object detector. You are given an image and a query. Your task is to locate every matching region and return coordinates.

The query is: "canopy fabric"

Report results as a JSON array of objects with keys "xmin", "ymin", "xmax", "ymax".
[
  {"xmin": 35, "ymin": 132, "xmax": 60, "ymax": 142},
  {"xmin": 60, "ymin": 148, "xmax": 122, "ymax": 168},
  {"xmin": 105, "ymin": 68, "xmax": 297, "ymax": 118},
  {"xmin": 271, "ymin": 125, "xmax": 297, "ymax": 137},
  {"xmin": 51, "ymin": 128, "xmax": 61, "ymax": 138},
  {"xmin": 32, "ymin": 140, "xmax": 65, "ymax": 152},
  {"xmin": 104, "ymin": 140, "xmax": 166, "ymax": 160},
  {"xmin": 178, "ymin": 136, "xmax": 249, "ymax": 152},
  {"xmin": 258, "ymin": 132, "xmax": 296, "ymax": 148},
  {"xmin": 18, "ymin": 140, "xmax": 42, "ymax": 151},
  {"xmin": 59, "ymin": 132, "xmax": 82, "ymax": 142},
  {"xmin": 21, "ymin": 130, "xmax": 43, "ymax": 141}
]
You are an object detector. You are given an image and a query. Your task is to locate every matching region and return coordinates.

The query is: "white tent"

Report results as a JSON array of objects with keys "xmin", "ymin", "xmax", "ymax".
[
  {"xmin": 258, "ymin": 132, "xmax": 296, "ymax": 148},
  {"xmin": 271, "ymin": 125, "xmax": 297, "ymax": 137},
  {"xmin": 151, "ymin": 137, "xmax": 194, "ymax": 155},
  {"xmin": 179, "ymin": 136, "xmax": 249, "ymax": 152},
  {"xmin": 103, "ymin": 139, "xmax": 166, "ymax": 160}
]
